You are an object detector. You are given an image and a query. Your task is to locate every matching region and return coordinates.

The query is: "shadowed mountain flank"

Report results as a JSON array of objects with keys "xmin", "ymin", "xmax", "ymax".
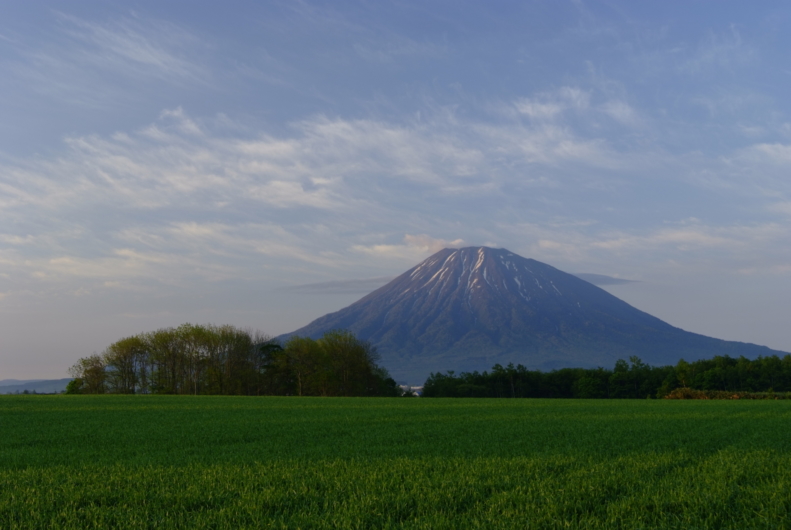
[{"xmin": 281, "ymin": 247, "xmax": 785, "ymax": 382}]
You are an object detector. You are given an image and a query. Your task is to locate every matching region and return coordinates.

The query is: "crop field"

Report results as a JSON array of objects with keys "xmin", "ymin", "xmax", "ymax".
[{"xmin": 2, "ymin": 397, "xmax": 790, "ymax": 529}]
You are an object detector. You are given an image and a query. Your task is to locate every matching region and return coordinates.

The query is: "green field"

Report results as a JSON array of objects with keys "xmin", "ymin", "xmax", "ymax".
[{"xmin": 2, "ymin": 396, "xmax": 790, "ymax": 528}]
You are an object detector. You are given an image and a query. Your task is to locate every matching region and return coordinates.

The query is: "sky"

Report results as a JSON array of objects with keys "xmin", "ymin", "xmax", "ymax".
[{"xmin": 2, "ymin": 1, "xmax": 791, "ymax": 379}]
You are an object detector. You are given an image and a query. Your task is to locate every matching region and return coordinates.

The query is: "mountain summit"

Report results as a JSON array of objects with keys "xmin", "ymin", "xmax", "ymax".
[{"xmin": 283, "ymin": 247, "xmax": 784, "ymax": 382}]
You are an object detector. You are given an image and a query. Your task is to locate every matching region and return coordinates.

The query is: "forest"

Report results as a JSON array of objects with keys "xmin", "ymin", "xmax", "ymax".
[
  {"xmin": 67, "ymin": 324, "xmax": 401, "ymax": 397},
  {"xmin": 422, "ymin": 354, "xmax": 791, "ymax": 398},
  {"xmin": 68, "ymin": 323, "xmax": 791, "ymax": 399}
]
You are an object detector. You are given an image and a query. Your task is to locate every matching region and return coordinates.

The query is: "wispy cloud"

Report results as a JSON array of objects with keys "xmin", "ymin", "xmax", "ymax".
[
  {"xmin": 352, "ymin": 234, "xmax": 466, "ymax": 263},
  {"xmin": 513, "ymin": 87, "xmax": 590, "ymax": 121},
  {"xmin": 499, "ymin": 219, "xmax": 791, "ymax": 278},
  {"xmin": 353, "ymin": 36, "xmax": 446, "ymax": 63},
  {"xmin": 274, "ymin": 277, "xmax": 394, "ymax": 295},
  {"xmin": 600, "ymin": 100, "xmax": 640, "ymax": 126},
  {"xmin": 2, "ymin": 92, "xmax": 791, "ymax": 308},
  {"xmin": 680, "ymin": 26, "xmax": 756, "ymax": 74},
  {"xmin": 743, "ymin": 143, "xmax": 791, "ymax": 165},
  {"xmin": 768, "ymin": 202, "xmax": 791, "ymax": 216},
  {"xmin": 6, "ymin": 12, "xmax": 208, "ymax": 107},
  {"xmin": 573, "ymin": 273, "xmax": 638, "ymax": 286},
  {"xmin": 53, "ymin": 12, "xmax": 206, "ymax": 83}
]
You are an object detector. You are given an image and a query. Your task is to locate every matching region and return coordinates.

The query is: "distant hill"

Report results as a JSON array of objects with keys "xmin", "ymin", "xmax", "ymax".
[
  {"xmin": 0, "ymin": 379, "xmax": 72, "ymax": 394},
  {"xmin": 281, "ymin": 247, "xmax": 787, "ymax": 383},
  {"xmin": 0, "ymin": 379, "xmax": 47, "ymax": 386}
]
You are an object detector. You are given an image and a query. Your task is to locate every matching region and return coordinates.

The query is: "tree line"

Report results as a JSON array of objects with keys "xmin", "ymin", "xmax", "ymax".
[
  {"xmin": 422, "ymin": 354, "xmax": 791, "ymax": 398},
  {"xmin": 67, "ymin": 324, "xmax": 401, "ymax": 397}
]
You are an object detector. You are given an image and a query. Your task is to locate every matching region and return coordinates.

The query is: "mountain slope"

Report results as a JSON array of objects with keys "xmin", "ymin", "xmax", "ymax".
[{"xmin": 283, "ymin": 247, "xmax": 785, "ymax": 382}]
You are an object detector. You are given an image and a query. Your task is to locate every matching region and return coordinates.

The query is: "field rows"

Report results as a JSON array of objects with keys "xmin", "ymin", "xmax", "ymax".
[{"xmin": 2, "ymin": 396, "xmax": 790, "ymax": 528}]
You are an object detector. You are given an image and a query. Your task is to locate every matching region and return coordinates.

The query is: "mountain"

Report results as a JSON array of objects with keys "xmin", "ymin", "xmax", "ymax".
[
  {"xmin": 0, "ymin": 378, "xmax": 73, "ymax": 394},
  {"xmin": 282, "ymin": 247, "xmax": 786, "ymax": 383},
  {"xmin": 0, "ymin": 379, "xmax": 47, "ymax": 386}
]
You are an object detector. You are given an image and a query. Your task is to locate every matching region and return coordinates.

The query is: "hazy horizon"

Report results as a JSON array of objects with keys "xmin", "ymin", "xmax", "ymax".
[{"xmin": 2, "ymin": 2, "xmax": 791, "ymax": 379}]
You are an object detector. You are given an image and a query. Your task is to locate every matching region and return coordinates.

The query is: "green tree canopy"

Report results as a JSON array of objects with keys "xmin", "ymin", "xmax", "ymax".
[{"xmin": 68, "ymin": 325, "xmax": 399, "ymax": 397}]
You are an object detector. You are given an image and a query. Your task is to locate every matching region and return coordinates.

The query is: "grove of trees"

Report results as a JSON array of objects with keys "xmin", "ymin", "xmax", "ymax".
[
  {"xmin": 67, "ymin": 324, "xmax": 401, "ymax": 397},
  {"xmin": 422, "ymin": 354, "xmax": 791, "ymax": 398},
  {"xmin": 69, "ymin": 323, "xmax": 791, "ymax": 399}
]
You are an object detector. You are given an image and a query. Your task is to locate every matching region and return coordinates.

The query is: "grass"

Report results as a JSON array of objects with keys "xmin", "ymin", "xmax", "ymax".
[{"xmin": 1, "ymin": 396, "xmax": 790, "ymax": 528}]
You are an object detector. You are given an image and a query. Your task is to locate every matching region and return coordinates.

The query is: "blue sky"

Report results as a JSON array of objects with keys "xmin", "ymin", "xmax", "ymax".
[{"xmin": 2, "ymin": 1, "xmax": 791, "ymax": 378}]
